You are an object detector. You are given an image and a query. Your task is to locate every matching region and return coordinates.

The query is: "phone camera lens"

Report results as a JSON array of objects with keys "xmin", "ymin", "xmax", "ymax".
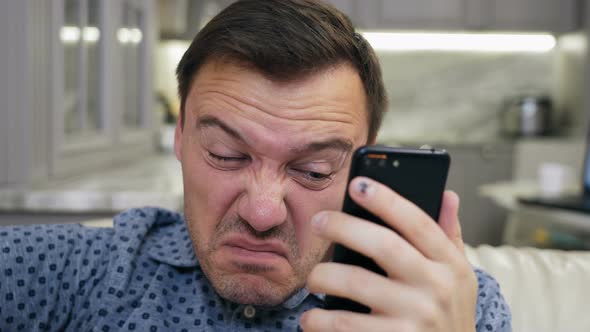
[
  {"xmin": 364, "ymin": 158, "xmax": 372, "ymax": 167},
  {"xmin": 378, "ymin": 159, "xmax": 386, "ymax": 167}
]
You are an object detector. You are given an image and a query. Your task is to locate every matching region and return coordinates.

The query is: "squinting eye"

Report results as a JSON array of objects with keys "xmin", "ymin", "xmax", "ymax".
[
  {"xmin": 304, "ymin": 171, "xmax": 331, "ymax": 181},
  {"xmin": 206, "ymin": 152, "xmax": 250, "ymax": 171},
  {"xmin": 208, "ymin": 152, "xmax": 248, "ymax": 162},
  {"xmin": 290, "ymin": 168, "xmax": 334, "ymax": 190}
]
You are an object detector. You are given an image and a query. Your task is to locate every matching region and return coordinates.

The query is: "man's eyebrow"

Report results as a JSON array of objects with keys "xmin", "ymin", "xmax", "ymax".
[
  {"xmin": 292, "ymin": 139, "xmax": 354, "ymax": 155},
  {"xmin": 196, "ymin": 115, "xmax": 244, "ymax": 141},
  {"xmin": 196, "ymin": 115, "xmax": 353, "ymax": 154}
]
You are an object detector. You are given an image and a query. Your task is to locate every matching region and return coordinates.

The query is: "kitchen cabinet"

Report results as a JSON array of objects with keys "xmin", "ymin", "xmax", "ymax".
[
  {"xmin": 444, "ymin": 143, "xmax": 514, "ymax": 246},
  {"xmin": 329, "ymin": 0, "xmax": 581, "ymax": 32},
  {"xmin": 0, "ymin": 1, "xmax": 28, "ymax": 187},
  {"xmin": 354, "ymin": 0, "xmax": 466, "ymax": 30},
  {"xmin": 0, "ymin": 0, "xmax": 158, "ymax": 190},
  {"xmin": 480, "ymin": 0, "xmax": 579, "ymax": 32}
]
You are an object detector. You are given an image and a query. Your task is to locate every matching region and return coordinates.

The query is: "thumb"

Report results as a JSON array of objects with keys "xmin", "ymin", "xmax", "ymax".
[{"xmin": 438, "ymin": 190, "xmax": 465, "ymax": 253}]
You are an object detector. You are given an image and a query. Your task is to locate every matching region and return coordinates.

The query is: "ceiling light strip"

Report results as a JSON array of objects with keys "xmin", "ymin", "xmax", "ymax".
[{"xmin": 361, "ymin": 31, "xmax": 556, "ymax": 53}]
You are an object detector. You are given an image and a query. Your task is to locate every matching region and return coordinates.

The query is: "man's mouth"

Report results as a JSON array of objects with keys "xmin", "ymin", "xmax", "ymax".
[{"xmin": 221, "ymin": 236, "xmax": 289, "ymax": 263}]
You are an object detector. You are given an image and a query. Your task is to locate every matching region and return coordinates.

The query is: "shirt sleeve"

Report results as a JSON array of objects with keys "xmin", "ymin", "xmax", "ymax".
[
  {"xmin": 0, "ymin": 223, "xmax": 114, "ymax": 332},
  {"xmin": 474, "ymin": 267, "xmax": 512, "ymax": 332}
]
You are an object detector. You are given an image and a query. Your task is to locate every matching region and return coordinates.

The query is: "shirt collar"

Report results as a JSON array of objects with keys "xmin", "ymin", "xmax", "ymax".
[
  {"xmin": 281, "ymin": 288, "xmax": 325, "ymax": 309},
  {"xmin": 144, "ymin": 209, "xmax": 199, "ymax": 268}
]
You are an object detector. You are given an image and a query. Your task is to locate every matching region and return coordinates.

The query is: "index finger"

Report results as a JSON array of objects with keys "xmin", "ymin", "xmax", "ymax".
[{"xmin": 349, "ymin": 176, "xmax": 459, "ymax": 263}]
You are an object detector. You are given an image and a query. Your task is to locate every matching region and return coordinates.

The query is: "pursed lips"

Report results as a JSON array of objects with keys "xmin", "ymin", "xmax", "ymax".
[{"xmin": 222, "ymin": 236, "xmax": 290, "ymax": 259}]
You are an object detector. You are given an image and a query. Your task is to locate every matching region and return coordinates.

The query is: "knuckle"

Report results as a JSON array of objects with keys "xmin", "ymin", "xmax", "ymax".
[
  {"xmin": 430, "ymin": 269, "xmax": 454, "ymax": 307},
  {"xmin": 374, "ymin": 231, "xmax": 401, "ymax": 258},
  {"xmin": 397, "ymin": 213, "xmax": 430, "ymax": 242},
  {"xmin": 417, "ymin": 301, "xmax": 443, "ymax": 330},
  {"xmin": 411, "ymin": 216, "xmax": 431, "ymax": 237},
  {"xmin": 434, "ymin": 283, "xmax": 452, "ymax": 308},
  {"xmin": 457, "ymin": 264, "xmax": 477, "ymax": 283}
]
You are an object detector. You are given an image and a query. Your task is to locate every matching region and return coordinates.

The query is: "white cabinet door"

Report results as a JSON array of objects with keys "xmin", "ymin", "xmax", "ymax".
[{"xmin": 482, "ymin": 0, "xmax": 578, "ymax": 32}]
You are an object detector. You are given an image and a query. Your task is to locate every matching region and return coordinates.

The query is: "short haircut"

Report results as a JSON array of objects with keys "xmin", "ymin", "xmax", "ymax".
[{"xmin": 176, "ymin": 0, "xmax": 387, "ymax": 142}]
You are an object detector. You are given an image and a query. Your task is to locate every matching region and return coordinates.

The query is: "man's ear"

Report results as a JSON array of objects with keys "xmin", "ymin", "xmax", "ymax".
[{"xmin": 174, "ymin": 116, "xmax": 183, "ymax": 161}]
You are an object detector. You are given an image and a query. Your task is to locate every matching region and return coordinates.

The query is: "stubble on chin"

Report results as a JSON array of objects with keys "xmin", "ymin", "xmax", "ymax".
[{"xmin": 215, "ymin": 271, "xmax": 298, "ymax": 306}]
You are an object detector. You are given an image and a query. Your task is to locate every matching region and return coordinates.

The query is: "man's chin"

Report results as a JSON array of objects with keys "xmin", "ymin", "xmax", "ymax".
[
  {"xmin": 203, "ymin": 249, "xmax": 299, "ymax": 305},
  {"xmin": 214, "ymin": 272, "xmax": 299, "ymax": 307}
]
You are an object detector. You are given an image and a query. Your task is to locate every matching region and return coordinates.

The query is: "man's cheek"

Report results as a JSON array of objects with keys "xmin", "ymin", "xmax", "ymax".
[
  {"xmin": 196, "ymin": 171, "xmax": 242, "ymax": 217},
  {"xmin": 182, "ymin": 154, "xmax": 238, "ymax": 219}
]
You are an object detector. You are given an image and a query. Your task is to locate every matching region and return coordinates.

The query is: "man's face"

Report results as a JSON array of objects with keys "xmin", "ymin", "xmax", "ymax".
[{"xmin": 175, "ymin": 61, "xmax": 369, "ymax": 306}]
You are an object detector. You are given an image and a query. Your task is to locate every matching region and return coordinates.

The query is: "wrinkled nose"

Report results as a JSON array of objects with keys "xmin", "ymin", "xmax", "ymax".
[{"xmin": 237, "ymin": 177, "xmax": 287, "ymax": 233}]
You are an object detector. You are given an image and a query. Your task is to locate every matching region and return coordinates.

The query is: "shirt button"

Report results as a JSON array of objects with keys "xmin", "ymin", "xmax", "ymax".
[{"xmin": 243, "ymin": 305, "xmax": 256, "ymax": 319}]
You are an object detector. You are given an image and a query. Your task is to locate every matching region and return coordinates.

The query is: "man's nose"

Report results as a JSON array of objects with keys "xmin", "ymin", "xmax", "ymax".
[{"xmin": 237, "ymin": 176, "xmax": 287, "ymax": 233}]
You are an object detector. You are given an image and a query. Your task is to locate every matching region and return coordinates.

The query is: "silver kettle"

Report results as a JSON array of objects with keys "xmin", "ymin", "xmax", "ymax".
[{"xmin": 500, "ymin": 94, "xmax": 553, "ymax": 137}]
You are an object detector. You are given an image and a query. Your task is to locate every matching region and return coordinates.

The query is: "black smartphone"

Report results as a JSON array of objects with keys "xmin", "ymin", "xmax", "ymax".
[{"xmin": 324, "ymin": 145, "xmax": 450, "ymax": 313}]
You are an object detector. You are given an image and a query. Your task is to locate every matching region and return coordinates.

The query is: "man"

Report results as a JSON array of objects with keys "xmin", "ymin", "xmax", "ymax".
[{"xmin": 0, "ymin": 0, "xmax": 511, "ymax": 331}]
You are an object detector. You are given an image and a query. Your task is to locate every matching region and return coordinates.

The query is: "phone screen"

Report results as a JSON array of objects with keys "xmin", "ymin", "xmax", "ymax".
[{"xmin": 325, "ymin": 145, "xmax": 450, "ymax": 313}]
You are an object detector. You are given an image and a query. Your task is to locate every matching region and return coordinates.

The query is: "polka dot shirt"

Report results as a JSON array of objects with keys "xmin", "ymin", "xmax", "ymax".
[{"xmin": 0, "ymin": 207, "xmax": 511, "ymax": 331}]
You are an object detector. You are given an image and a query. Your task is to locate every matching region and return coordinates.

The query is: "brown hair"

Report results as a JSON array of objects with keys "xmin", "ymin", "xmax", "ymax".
[{"xmin": 176, "ymin": 0, "xmax": 387, "ymax": 141}]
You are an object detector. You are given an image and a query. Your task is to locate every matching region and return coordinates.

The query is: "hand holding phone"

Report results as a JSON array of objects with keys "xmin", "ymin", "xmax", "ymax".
[
  {"xmin": 302, "ymin": 145, "xmax": 479, "ymax": 331},
  {"xmin": 324, "ymin": 145, "xmax": 450, "ymax": 313}
]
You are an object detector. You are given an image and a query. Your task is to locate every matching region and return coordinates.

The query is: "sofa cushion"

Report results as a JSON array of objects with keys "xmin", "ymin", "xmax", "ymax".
[{"xmin": 466, "ymin": 244, "xmax": 590, "ymax": 332}]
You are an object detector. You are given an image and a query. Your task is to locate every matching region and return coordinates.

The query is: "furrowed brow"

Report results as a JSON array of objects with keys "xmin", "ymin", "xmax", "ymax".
[
  {"xmin": 292, "ymin": 139, "xmax": 354, "ymax": 155},
  {"xmin": 197, "ymin": 115, "xmax": 353, "ymax": 156},
  {"xmin": 196, "ymin": 115, "xmax": 244, "ymax": 142}
]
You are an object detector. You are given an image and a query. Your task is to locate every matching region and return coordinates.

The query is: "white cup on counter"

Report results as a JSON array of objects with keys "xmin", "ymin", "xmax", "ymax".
[{"xmin": 537, "ymin": 162, "xmax": 573, "ymax": 197}]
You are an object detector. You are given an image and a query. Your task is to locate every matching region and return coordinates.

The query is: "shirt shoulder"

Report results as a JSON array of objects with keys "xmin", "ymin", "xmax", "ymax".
[
  {"xmin": 474, "ymin": 267, "xmax": 512, "ymax": 332},
  {"xmin": 0, "ymin": 218, "xmax": 115, "ymax": 271},
  {"xmin": 0, "ymin": 207, "xmax": 192, "ymax": 331},
  {"xmin": 0, "ymin": 207, "xmax": 186, "ymax": 270},
  {"xmin": 0, "ymin": 217, "xmax": 117, "ymax": 330}
]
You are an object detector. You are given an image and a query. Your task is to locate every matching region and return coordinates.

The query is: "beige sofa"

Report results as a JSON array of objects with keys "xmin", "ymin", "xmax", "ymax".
[
  {"xmin": 466, "ymin": 245, "xmax": 590, "ymax": 332},
  {"xmin": 81, "ymin": 219, "xmax": 589, "ymax": 331}
]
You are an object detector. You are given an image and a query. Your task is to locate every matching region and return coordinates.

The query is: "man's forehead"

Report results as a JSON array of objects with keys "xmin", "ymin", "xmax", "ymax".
[
  {"xmin": 190, "ymin": 59, "xmax": 365, "ymax": 101},
  {"xmin": 186, "ymin": 60, "xmax": 369, "ymax": 145},
  {"xmin": 199, "ymin": 57, "xmax": 353, "ymax": 86}
]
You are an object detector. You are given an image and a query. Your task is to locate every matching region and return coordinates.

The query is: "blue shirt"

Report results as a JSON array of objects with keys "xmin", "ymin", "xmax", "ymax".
[{"xmin": 0, "ymin": 207, "xmax": 511, "ymax": 331}]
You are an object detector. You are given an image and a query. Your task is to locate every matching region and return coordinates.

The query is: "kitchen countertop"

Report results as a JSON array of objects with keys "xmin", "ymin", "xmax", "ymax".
[
  {"xmin": 479, "ymin": 180, "xmax": 590, "ymax": 233},
  {"xmin": 0, "ymin": 155, "xmax": 183, "ymax": 213}
]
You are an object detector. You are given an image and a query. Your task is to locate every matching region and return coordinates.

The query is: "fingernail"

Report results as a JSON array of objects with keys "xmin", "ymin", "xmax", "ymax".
[
  {"xmin": 311, "ymin": 212, "xmax": 327, "ymax": 232},
  {"xmin": 355, "ymin": 179, "xmax": 372, "ymax": 196}
]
